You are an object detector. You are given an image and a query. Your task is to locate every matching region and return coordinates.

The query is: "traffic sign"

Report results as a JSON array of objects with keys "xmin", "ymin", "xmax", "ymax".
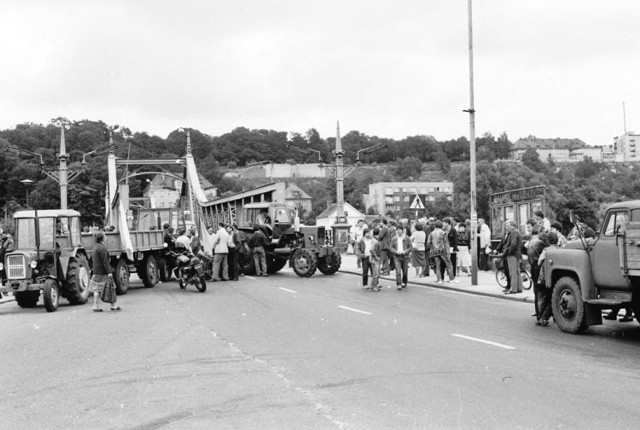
[{"xmin": 409, "ymin": 194, "xmax": 425, "ymax": 210}]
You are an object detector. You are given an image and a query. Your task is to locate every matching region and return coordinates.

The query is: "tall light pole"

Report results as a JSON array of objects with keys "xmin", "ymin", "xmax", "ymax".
[
  {"xmin": 465, "ymin": 0, "xmax": 479, "ymax": 285},
  {"xmin": 21, "ymin": 179, "xmax": 35, "ymax": 208}
]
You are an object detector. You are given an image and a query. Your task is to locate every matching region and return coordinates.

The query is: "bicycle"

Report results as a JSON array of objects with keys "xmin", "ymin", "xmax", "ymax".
[{"xmin": 491, "ymin": 254, "xmax": 533, "ymax": 290}]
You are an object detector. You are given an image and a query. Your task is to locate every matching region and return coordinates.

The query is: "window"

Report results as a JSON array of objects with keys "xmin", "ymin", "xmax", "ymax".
[
  {"xmin": 403, "ymin": 196, "xmax": 410, "ymax": 202},
  {"xmin": 603, "ymin": 211, "xmax": 629, "ymax": 237},
  {"xmin": 385, "ymin": 187, "xmax": 394, "ymax": 195},
  {"xmin": 393, "ymin": 196, "xmax": 401, "ymax": 202},
  {"xmin": 420, "ymin": 187, "xmax": 428, "ymax": 194}
]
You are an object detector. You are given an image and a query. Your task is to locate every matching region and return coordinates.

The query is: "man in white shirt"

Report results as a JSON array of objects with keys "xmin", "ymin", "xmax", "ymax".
[
  {"xmin": 391, "ymin": 228, "xmax": 412, "ymax": 290},
  {"xmin": 175, "ymin": 228, "xmax": 192, "ymax": 252},
  {"xmin": 352, "ymin": 219, "xmax": 366, "ymax": 268},
  {"xmin": 478, "ymin": 218, "xmax": 491, "ymax": 271},
  {"xmin": 211, "ymin": 222, "xmax": 230, "ymax": 281}
]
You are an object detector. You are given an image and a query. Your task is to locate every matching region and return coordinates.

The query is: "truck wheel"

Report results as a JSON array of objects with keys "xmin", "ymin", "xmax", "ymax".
[
  {"xmin": 241, "ymin": 257, "xmax": 256, "ymax": 276},
  {"xmin": 291, "ymin": 248, "xmax": 318, "ymax": 277},
  {"xmin": 65, "ymin": 256, "xmax": 91, "ymax": 305},
  {"xmin": 15, "ymin": 291, "xmax": 39, "ymax": 308},
  {"xmin": 139, "ymin": 254, "xmax": 159, "ymax": 288},
  {"xmin": 318, "ymin": 252, "xmax": 342, "ymax": 275},
  {"xmin": 195, "ymin": 275, "xmax": 207, "ymax": 292},
  {"xmin": 158, "ymin": 257, "xmax": 172, "ymax": 282},
  {"xmin": 43, "ymin": 279, "xmax": 59, "ymax": 312},
  {"xmin": 113, "ymin": 258, "xmax": 130, "ymax": 295},
  {"xmin": 551, "ymin": 276, "xmax": 588, "ymax": 334}
]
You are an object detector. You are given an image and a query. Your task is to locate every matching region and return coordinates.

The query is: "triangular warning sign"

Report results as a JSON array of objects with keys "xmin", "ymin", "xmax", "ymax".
[{"xmin": 410, "ymin": 195, "xmax": 425, "ymax": 209}]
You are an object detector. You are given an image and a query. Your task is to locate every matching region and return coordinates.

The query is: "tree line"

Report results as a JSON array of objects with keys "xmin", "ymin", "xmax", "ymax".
[{"xmin": 1, "ymin": 118, "xmax": 638, "ymax": 234}]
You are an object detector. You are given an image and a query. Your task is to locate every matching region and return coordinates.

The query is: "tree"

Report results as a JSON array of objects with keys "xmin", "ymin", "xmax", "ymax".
[
  {"xmin": 521, "ymin": 147, "xmax": 546, "ymax": 173},
  {"xmin": 395, "ymin": 156, "xmax": 422, "ymax": 180}
]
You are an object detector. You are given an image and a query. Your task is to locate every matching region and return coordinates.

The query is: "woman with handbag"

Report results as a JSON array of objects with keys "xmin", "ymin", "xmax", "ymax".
[{"xmin": 90, "ymin": 231, "xmax": 121, "ymax": 312}]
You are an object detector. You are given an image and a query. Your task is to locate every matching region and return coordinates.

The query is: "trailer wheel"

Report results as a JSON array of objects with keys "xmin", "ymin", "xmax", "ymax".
[
  {"xmin": 158, "ymin": 256, "xmax": 172, "ymax": 282},
  {"xmin": 318, "ymin": 252, "xmax": 342, "ymax": 275},
  {"xmin": 43, "ymin": 279, "xmax": 59, "ymax": 312},
  {"xmin": 65, "ymin": 256, "xmax": 91, "ymax": 305},
  {"xmin": 551, "ymin": 276, "xmax": 588, "ymax": 334},
  {"xmin": 291, "ymin": 248, "xmax": 318, "ymax": 277},
  {"xmin": 113, "ymin": 258, "xmax": 130, "ymax": 295},
  {"xmin": 139, "ymin": 254, "xmax": 159, "ymax": 288},
  {"xmin": 15, "ymin": 291, "xmax": 39, "ymax": 308}
]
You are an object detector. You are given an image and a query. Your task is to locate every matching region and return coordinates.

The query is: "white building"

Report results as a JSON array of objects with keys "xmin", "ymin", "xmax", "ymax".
[
  {"xmin": 613, "ymin": 132, "xmax": 640, "ymax": 162},
  {"xmin": 364, "ymin": 182, "xmax": 454, "ymax": 215}
]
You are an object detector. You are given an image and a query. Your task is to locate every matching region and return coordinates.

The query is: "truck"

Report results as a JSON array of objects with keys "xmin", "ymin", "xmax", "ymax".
[
  {"xmin": 0, "ymin": 209, "xmax": 165, "ymax": 312},
  {"xmin": 542, "ymin": 202, "xmax": 640, "ymax": 333},
  {"xmin": 200, "ymin": 183, "xmax": 341, "ymax": 277}
]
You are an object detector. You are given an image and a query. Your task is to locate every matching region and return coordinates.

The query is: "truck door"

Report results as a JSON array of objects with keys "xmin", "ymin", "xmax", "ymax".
[{"xmin": 592, "ymin": 209, "xmax": 630, "ymax": 290}]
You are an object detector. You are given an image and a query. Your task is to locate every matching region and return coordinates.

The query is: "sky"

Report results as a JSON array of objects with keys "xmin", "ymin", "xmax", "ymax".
[{"xmin": 1, "ymin": 0, "xmax": 639, "ymax": 147}]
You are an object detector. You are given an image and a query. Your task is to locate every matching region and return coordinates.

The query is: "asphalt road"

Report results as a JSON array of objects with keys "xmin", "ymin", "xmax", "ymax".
[{"xmin": 2, "ymin": 268, "xmax": 640, "ymax": 429}]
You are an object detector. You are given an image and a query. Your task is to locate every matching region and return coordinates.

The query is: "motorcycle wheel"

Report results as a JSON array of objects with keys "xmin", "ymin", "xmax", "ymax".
[
  {"xmin": 178, "ymin": 278, "xmax": 186, "ymax": 290},
  {"xmin": 195, "ymin": 275, "xmax": 207, "ymax": 292}
]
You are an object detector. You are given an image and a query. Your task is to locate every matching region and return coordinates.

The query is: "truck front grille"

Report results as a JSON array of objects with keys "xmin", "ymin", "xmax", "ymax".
[{"xmin": 7, "ymin": 255, "xmax": 26, "ymax": 279}]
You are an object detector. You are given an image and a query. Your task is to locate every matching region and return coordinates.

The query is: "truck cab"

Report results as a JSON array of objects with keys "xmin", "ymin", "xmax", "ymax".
[{"xmin": 543, "ymin": 202, "xmax": 640, "ymax": 333}]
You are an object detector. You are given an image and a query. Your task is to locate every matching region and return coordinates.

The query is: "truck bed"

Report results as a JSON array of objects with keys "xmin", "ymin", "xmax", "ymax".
[{"xmin": 81, "ymin": 230, "xmax": 165, "ymax": 258}]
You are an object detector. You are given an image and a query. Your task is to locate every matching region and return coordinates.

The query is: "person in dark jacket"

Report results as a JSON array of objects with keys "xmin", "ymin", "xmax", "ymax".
[
  {"xmin": 503, "ymin": 220, "xmax": 523, "ymax": 294},
  {"xmin": 248, "ymin": 225, "xmax": 269, "ymax": 276},
  {"xmin": 441, "ymin": 218, "xmax": 459, "ymax": 280},
  {"xmin": 378, "ymin": 219, "xmax": 391, "ymax": 275},
  {"xmin": 90, "ymin": 232, "xmax": 120, "ymax": 312}
]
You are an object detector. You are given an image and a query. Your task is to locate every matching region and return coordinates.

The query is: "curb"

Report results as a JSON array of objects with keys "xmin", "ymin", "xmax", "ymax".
[{"xmin": 339, "ymin": 269, "xmax": 534, "ymax": 303}]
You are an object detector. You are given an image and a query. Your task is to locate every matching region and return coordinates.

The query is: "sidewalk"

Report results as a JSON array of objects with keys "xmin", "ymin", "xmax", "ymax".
[
  {"xmin": 1, "ymin": 291, "xmax": 15, "ymax": 305},
  {"xmin": 338, "ymin": 253, "xmax": 536, "ymax": 304}
]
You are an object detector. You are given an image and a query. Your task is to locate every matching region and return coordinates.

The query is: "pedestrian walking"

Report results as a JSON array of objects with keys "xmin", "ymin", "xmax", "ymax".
[
  {"xmin": 211, "ymin": 222, "xmax": 230, "ymax": 281},
  {"xmin": 391, "ymin": 227, "xmax": 412, "ymax": 290},
  {"xmin": 378, "ymin": 219, "xmax": 391, "ymax": 275},
  {"xmin": 90, "ymin": 231, "xmax": 121, "ymax": 312},
  {"xmin": 248, "ymin": 225, "xmax": 269, "ymax": 276}
]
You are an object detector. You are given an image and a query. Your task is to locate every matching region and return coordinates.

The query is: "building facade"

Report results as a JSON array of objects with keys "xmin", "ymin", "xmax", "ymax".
[
  {"xmin": 613, "ymin": 132, "xmax": 640, "ymax": 162},
  {"xmin": 364, "ymin": 181, "xmax": 454, "ymax": 215}
]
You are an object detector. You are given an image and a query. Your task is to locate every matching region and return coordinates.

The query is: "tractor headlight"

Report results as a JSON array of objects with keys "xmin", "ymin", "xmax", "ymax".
[{"xmin": 30, "ymin": 260, "xmax": 38, "ymax": 269}]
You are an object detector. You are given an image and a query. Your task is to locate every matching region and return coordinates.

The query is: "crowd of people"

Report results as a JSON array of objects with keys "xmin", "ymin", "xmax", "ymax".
[
  {"xmin": 352, "ymin": 216, "xmax": 484, "ymax": 292},
  {"xmin": 162, "ymin": 221, "xmax": 272, "ymax": 281}
]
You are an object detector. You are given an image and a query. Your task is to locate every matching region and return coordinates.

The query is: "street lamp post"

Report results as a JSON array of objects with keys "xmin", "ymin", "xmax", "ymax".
[{"xmin": 20, "ymin": 179, "xmax": 35, "ymax": 208}]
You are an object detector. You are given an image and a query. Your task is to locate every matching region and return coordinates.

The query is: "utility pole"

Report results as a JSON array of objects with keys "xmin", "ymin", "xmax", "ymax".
[{"xmin": 465, "ymin": 0, "xmax": 479, "ymax": 286}]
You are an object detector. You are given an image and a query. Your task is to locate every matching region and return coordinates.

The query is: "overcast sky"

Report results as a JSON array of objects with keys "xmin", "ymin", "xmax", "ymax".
[{"xmin": 1, "ymin": 0, "xmax": 638, "ymax": 147}]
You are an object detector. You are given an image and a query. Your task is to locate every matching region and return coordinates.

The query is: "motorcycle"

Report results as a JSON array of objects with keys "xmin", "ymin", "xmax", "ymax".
[{"xmin": 167, "ymin": 249, "xmax": 207, "ymax": 292}]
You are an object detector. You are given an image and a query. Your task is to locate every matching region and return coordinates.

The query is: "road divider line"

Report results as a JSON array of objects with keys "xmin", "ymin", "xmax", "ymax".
[
  {"xmin": 338, "ymin": 305, "xmax": 372, "ymax": 315},
  {"xmin": 451, "ymin": 334, "xmax": 515, "ymax": 350},
  {"xmin": 278, "ymin": 287, "xmax": 297, "ymax": 294}
]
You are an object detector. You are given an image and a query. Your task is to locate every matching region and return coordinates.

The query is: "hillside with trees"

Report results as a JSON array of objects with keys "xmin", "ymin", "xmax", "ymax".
[{"xmin": 1, "ymin": 118, "xmax": 639, "ymax": 233}]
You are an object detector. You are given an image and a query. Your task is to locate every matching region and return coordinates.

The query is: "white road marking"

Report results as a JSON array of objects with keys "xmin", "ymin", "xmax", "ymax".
[
  {"xmin": 338, "ymin": 305, "xmax": 372, "ymax": 315},
  {"xmin": 278, "ymin": 287, "xmax": 297, "ymax": 294},
  {"xmin": 244, "ymin": 276, "xmax": 257, "ymax": 280},
  {"xmin": 451, "ymin": 334, "xmax": 516, "ymax": 350}
]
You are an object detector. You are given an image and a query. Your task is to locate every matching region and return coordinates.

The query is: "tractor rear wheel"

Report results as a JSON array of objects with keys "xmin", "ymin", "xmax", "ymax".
[
  {"xmin": 65, "ymin": 256, "xmax": 91, "ymax": 305},
  {"xmin": 318, "ymin": 252, "xmax": 342, "ymax": 275}
]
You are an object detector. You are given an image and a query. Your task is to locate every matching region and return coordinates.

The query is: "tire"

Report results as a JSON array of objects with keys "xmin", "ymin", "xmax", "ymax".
[
  {"xmin": 195, "ymin": 275, "xmax": 207, "ymax": 292},
  {"xmin": 317, "ymin": 252, "xmax": 342, "ymax": 275},
  {"xmin": 551, "ymin": 276, "xmax": 588, "ymax": 334},
  {"xmin": 15, "ymin": 291, "xmax": 39, "ymax": 308},
  {"xmin": 65, "ymin": 255, "xmax": 91, "ymax": 305},
  {"xmin": 43, "ymin": 279, "xmax": 59, "ymax": 312},
  {"xmin": 291, "ymin": 248, "xmax": 318, "ymax": 277},
  {"xmin": 158, "ymin": 256, "xmax": 173, "ymax": 282},
  {"xmin": 266, "ymin": 254, "xmax": 287, "ymax": 274},
  {"xmin": 495, "ymin": 269, "xmax": 508, "ymax": 288},
  {"xmin": 139, "ymin": 254, "xmax": 159, "ymax": 288},
  {"xmin": 241, "ymin": 256, "xmax": 256, "ymax": 276},
  {"xmin": 113, "ymin": 258, "xmax": 130, "ymax": 295},
  {"xmin": 521, "ymin": 269, "xmax": 532, "ymax": 290}
]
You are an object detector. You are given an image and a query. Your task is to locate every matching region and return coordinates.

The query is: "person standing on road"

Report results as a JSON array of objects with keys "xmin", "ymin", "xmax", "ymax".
[
  {"xmin": 90, "ymin": 231, "xmax": 120, "ymax": 312},
  {"xmin": 410, "ymin": 223, "xmax": 427, "ymax": 277},
  {"xmin": 356, "ymin": 228, "xmax": 373, "ymax": 288},
  {"xmin": 503, "ymin": 220, "xmax": 523, "ymax": 294},
  {"xmin": 427, "ymin": 220, "xmax": 456, "ymax": 284},
  {"xmin": 248, "ymin": 225, "xmax": 269, "ymax": 276},
  {"xmin": 442, "ymin": 218, "xmax": 459, "ymax": 279},
  {"xmin": 456, "ymin": 221, "xmax": 471, "ymax": 276},
  {"xmin": 378, "ymin": 219, "xmax": 391, "ymax": 276},
  {"xmin": 353, "ymin": 219, "xmax": 366, "ymax": 269},
  {"xmin": 369, "ymin": 228, "xmax": 382, "ymax": 291},
  {"xmin": 211, "ymin": 222, "xmax": 230, "ymax": 281},
  {"xmin": 227, "ymin": 224, "xmax": 242, "ymax": 281},
  {"xmin": 392, "ymin": 226, "xmax": 412, "ymax": 290},
  {"xmin": 536, "ymin": 231, "xmax": 559, "ymax": 326},
  {"xmin": 526, "ymin": 221, "xmax": 548, "ymax": 322}
]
